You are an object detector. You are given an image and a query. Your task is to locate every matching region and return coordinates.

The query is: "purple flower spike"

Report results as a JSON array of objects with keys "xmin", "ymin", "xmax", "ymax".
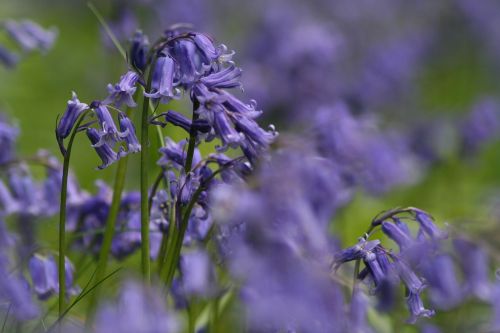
[
  {"xmin": 4, "ymin": 20, "xmax": 57, "ymax": 53},
  {"xmin": 104, "ymin": 71, "xmax": 139, "ymax": 108},
  {"xmin": 57, "ymin": 92, "xmax": 89, "ymax": 140},
  {"xmin": 118, "ymin": 114, "xmax": 141, "ymax": 154},
  {"xmin": 415, "ymin": 212, "xmax": 447, "ymax": 240},
  {"xmin": 381, "ymin": 221, "xmax": 413, "ymax": 251},
  {"xmin": 130, "ymin": 30, "xmax": 149, "ymax": 71},
  {"xmin": 144, "ymin": 53, "xmax": 178, "ymax": 103},
  {"xmin": 28, "ymin": 254, "xmax": 58, "ymax": 300},
  {"xmin": 86, "ymin": 128, "xmax": 119, "ymax": 169},
  {"xmin": 406, "ymin": 291, "xmax": 435, "ymax": 324}
]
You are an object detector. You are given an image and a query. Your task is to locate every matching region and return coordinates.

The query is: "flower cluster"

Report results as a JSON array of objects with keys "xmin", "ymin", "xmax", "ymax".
[
  {"xmin": 57, "ymin": 84, "xmax": 140, "ymax": 169},
  {"xmin": 334, "ymin": 207, "xmax": 499, "ymax": 327}
]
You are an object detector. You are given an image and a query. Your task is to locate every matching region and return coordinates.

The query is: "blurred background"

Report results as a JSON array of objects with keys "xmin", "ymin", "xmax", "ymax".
[{"xmin": 1, "ymin": 0, "xmax": 500, "ymax": 330}]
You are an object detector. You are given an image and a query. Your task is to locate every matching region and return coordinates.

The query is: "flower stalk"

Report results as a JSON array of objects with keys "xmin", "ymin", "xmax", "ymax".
[{"xmin": 58, "ymin": 110, "xmax": 90, "ymax": 318}]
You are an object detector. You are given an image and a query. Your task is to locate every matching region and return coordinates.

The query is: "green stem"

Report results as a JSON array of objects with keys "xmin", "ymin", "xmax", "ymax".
[
  {"xmin": 58, "ymin": 110, "xmax": 90, "ymax": 319},
  {"xmin": 161, "ymin": 159, "xmax": 238, "ymax": 288},
  {"xmin": 140, "ymin": 59, "xmax": 156, "ymax": 282},
  {"xmin": 184, "ymin": 100, "xmax": 199, "ymax": 174},
  {"xmin": 85, "ymin": 155, "xmax": 129, "ymax": 318},
  {"xmin": 160, "ymin": 103, "xmax": 199, "ymax": 287}
]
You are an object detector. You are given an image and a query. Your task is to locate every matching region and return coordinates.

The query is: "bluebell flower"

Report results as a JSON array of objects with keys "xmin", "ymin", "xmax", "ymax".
[
  {"xmin": 111, "ymin": 192, "xmax": 142, "ymax": 259},
  {"xmin": 0, "ymin": 115, "xmax": 18, "ymax": 164},
  {"xmin": 333, "ymin": 239, "xmax": 380, "ymax": 269},
  {"xmin": 118, "ymin": 113, "xmax": 141, "ymax": 154},
  {"xmin": 130, "ymin": 30, "xmax": 149, "ymax": 71},
  {"xmin": 91, "ymin": 102, "xmax": 124, "ymax": 147},
  {"xmin": 392, "ymin": 255, "xmax": 425, "ymax": 294},
  {"xmin": 406, "ymin": 291, "xmax": 435, "ymax": 324},
  {"xmin": 414, "ymin": 211, "xmax": 447, "ymax": 240},
  {"xmin": 212, "ymin": 104, "xmax": 243, "ymax": 149},
  {"xmin": 170, "ymin": 38, "xmax": 200, "ymax": 86},
  {"xmin": 200, "ymin": 65, "xmax": 242, "ymax": 89},
  {"xmin": 421, "ymin": 254, "xmax": 462, "ymax": 309},
  {"xmin": 144, "ymin": 53, "xmax": 179, "ymax": 103},
  {"xmin": 381, "ymin": 221, "xmax": 414, "ymax": 251},
  {"xmin": 150, "ymin": 189, "xmax": 169, "ymax": 232},
  {"xmin": 232, "ymin": 113, "xmax": 276, "ymax": 148},
  {"xmin": 104, "ymin": 71, "xmax": 140, "ymax": 108},
  {"xmin": 56, "ymin": 92, "xmax": 89, "ymax": 140},
  {"xmin": 453, "ymin": 238, "xmax": 491, "ymax": 299},
  {"xmin": 0, "ymin": 179, "xmax": 20, "ymax": 215},
  {"xmin": 180, "ymin": 250, "xmax": 214, "ymax": 296},
  {"xmin": 93, "ymin": 280, "xmax": 180, "ymax": 333},
  {"xmin": 157, "ymin": 138, "xmax": 189, "ymax": 169},
  {"xmin": 460, "ymin": 98, "xmax": 500, "ymax": 155},
  {"xmin": 151, "ymin": 110, "xmax": 211, "ymax": 134},
  {"xmin": 28, "ymin": 254, "xmax": 57, "ymax": 300},
  {"xmin": 86, "ymin": 128, "xmax": 120, "ymax": 169},
  {"xmin": 193, "ymin": 32, "xmax": 233, "ymax": 64},
  {"xmin": 28, "ymin": 254, "xmax": 79, "ymax": 300},
  {"xmin": 0, "ymin": 264, "xmax": 39, "ymax": 320},
  {"xmin": 349, "ymin": 286, "xmax": 373, "ymax": 333},
  {"xmin": 4, "ymin": 20, "xmax": 57, "ymax": 53},
  {"xmin": 8, "ymin": 164, "xmax": 43, "ymax": 216},
  {"xmin": 0, "ymin": 44, "xmax": 19, "ymax": 68}
]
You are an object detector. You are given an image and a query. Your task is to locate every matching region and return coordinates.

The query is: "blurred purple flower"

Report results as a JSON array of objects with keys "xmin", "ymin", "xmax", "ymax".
[
  {"xmin": 4, "ymin": 19, "xmax": 57, "ymax": 53},
  {"xmin": 93, "ymin": 280, "xmax": 180, "ymax": 333}
]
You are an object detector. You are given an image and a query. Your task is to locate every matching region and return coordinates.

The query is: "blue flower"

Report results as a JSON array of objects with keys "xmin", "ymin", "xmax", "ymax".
[
  {"xmin": 118, "ymin": 113, "xmax": 141, "ymax": 154},
  {"xmin": 86, "ymin": 128, "xmax": 120, "ymax": 169},
  {"xmin": 0, "ymin": 44, "xmax": 19, "ymax": 68},
  {"xmin": 91, "ymin": 102, "xmax": 124, "ymax": 147},
  {"xmin": 57, "ymin": 92, "xmax": 89, "ymax": 140},
  {"xmin": 421, "ymin": 254, "xmax": 462, "ymax": 309},
  {"xmin": 0, "ymin": 264, "xmax": 39, "ymax": 320},
  {"xmin": 406, "ymin": 291, "xmax": 435, "ymax": 324},
  {"xmin": 130, "ymin": 30, "xmax": 149, "ymax": 71},
  {"xmin": 414, "ymin": 211, "xmax": 447, "ymax": 240},
  {"xmin": 104, "ymin": 71, "xmax": 140, "ymax": 108},
  {"xmin": 381, "ymin": 221, "xmax": 414, "ymax": 251},
  {"xmin": 200, "ymin": 65, "xmax": 242, "ymax": 89},
  {"xmin": 4, "ymin": 20, "xmax": 57, "ymax": 53},
  {"xmin": 28, "ymin": 254, "xmax": 79, "ymax": 300},
  {"xmin": 453, "ymin": 238, "xmax": 491, "ymax": 299},
  {"xmin": 93, "ymin": 280, "xmax": 180, "ymax": 333},
  {"xmin": 144, "ymin": 53, "xmax": 179, "ymax": 103}
]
